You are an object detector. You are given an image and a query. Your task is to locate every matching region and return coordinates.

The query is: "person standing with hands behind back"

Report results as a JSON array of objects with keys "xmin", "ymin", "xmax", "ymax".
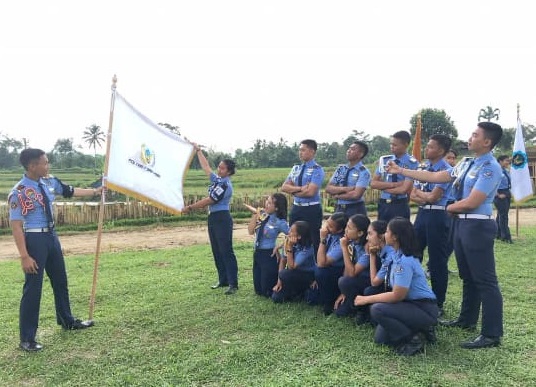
[
  {"xmin": 9, "ymin": 148, "xmax": 101, "ymax": 352},
  {"xmin": 386, "ymin": 122, "xmax": 504, "ymax": 349},
  {"xmin": 182, "ymin": 143, "xmax": 239, "ymax": 295},
  {"xmin": 281, "ymin": 139, "xmax": 325, "ymax": 253}
]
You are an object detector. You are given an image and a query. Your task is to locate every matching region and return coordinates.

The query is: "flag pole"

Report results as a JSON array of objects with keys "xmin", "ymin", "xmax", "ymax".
[
  {"xmin": 515, "ymin": 103, "xmax": 520, "ymax": 237},
  {"xmin": 412, "ymin": 112, "xmax": 422, "ymax": 162},
  {"xmin": 88, "ymin": 75, "xmax": 117, "ymax": 320}
]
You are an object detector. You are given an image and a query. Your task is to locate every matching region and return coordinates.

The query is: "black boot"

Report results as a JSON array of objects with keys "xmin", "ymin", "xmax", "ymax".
[{"xmin": 395, "ymin": 334, "xmax": 424, "ymax": 356}]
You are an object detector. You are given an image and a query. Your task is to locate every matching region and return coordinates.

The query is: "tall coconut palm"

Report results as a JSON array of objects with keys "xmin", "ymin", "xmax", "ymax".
[
  {"xmin": 83, "ymin": 124, "xmax": 105, "ymax": 173},
  {"xmin": 478, "ymin": 106, "xmax": 500, "ymax": 122}
]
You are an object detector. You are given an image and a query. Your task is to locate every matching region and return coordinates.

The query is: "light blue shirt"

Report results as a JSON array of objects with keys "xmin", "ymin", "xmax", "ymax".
[
  {"xmin": 329, "ymin": 162, "xmax": 371, "ymax": 204},
  {"xmin": 208, "ymin": 172, "xmax": 233, "ymax": 213},
  {"xmin": 413, "ymin": 159, "xmax": 452, "ymax": 206},
  {"xmin": 458, "ymin": 152, "xmax": 502, "ymax": 216},
  {"xmin": 375, "ymin": 153, "xmax": 419, "ymax": 200},
  {"xmin": 256, "ymin": 214, "xmax": 290, "ymax": 250},
  {"xmin": 286, "ymin": 159, "xmax": 325, "ymax": 204},
  {"xmin": 390, "ymin": 252, "xmax": 437, "ymax": 301},
  {"xmin": 325, "ymin": 233, "xmax": 344, "ymax": 267}
]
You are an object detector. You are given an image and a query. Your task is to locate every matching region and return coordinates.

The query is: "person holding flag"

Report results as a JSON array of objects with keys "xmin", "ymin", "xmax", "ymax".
[
  {"xmin": 182, "ymin": 144, "xmax": 239, "ymax": 295},
  {"xmin": 9, "ymin": 148, "xmax": 101, "ymax": 352}
]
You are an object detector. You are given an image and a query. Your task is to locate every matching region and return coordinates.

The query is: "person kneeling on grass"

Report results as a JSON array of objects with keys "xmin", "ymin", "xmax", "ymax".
[
  {"xmin": 333, "ymin": 214, "xmax": 371, "ymax": 318},
  {"xmin": 354, "ymin": 217, "xmax": 438, "ymax": 356},
  {"xmin": 271, "ymin": 221, "xmax": 315, "ymax": 303}
]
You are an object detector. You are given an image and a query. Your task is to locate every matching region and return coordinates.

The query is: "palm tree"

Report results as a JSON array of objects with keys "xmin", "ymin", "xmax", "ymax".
[
  {"xmin": 83, "ymin": 124, "xmax": 105, "ymax": 173},
  {"xmin": 478, "ymin": 106, "xmax": 500, "ymax": 122}
]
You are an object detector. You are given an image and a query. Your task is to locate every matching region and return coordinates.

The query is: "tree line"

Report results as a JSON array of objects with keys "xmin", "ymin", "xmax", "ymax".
[{"xmin": 1, "ymin": 108, "xmax": 535, "ymax": 171}]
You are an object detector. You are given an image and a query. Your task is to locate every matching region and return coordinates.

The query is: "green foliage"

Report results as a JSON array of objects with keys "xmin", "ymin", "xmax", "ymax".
[
  {"xmin": 1, "ymin": 228, "xmax": 536, "ymax": 386},
  {"xmin": 410, "ymin": 108, "xmax": 458, "ymax": 148}
]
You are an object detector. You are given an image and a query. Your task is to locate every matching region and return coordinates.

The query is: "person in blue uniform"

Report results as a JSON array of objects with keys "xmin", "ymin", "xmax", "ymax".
[
  {"xmin": 281, "ymin": 139, "xmax": 325, "ymax": 253},
  {"xmin": 355, "ymin": 217, "xmax": 439, "ymax": 356},
  {"xmin": 314, "ymin": 212, "xmax": 348, "ymax": 315},
  {"xmin": 9, "ymin": 148, "xmax": 100, "ymax": 352},
  {"xmin": 271, "ymin": 221, "xmax": 316, "ymax": 303},
  {"xmin": 370, "ymin": 131, "xmax": 419, "ymax": 222},
  {"xmin": 410, "ymin": 134, "xmax": 453, "ymax": 317},
  {"xmin": 355, "ymin": 220, "xmax": 395, "ymax": 325},
  {"xmin": 183, "ymin": 144, "xmax": 238, "ymax": 295},
  {"xmin": 246, "ymin": 193, "xmax": 290, "ymax": 298},
  {"xmin": 494, "ymin": 155, "xmax": 512, "ymax": 243},
  {"xmin": 387, "ymin": 122, "xmax": 504, "ymax": 349},
  {"xmin": 333, "ymin": 214, "xmax": 371, "ymax": 317},
  {"xmin": 325, "ymin": 141, "xmax": 371, "ymax": 217}
]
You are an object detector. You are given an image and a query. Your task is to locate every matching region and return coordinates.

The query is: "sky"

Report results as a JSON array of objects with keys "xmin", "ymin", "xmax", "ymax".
[{"xmin": 1, "ymin": 0, "xmax": 535, "ymax": 155}]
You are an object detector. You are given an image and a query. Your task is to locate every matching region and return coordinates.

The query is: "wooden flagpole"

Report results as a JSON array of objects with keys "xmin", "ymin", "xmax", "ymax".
[
  {"xmin": 88, "ymin": 75, "xmax": 117, "ymax": 320},
  {"xmin": 412, "ymin": 112, "xmax": 422, "ymax": 162}
]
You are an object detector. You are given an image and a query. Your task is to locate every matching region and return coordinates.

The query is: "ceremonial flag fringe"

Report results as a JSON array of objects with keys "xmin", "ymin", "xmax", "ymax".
[
  {"xmin": 510, "ymin": 117, "xmax": 533, "ymax": 203},
  {"xmin": 106, "ymin": 92, "xmax": 194, "ymax": 214},
  {"xmin": 412, "ymin": 113, "xmax": 422, "ymax": 162}
]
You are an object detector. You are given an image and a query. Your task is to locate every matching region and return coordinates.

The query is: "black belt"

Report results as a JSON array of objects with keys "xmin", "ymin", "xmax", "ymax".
[
  {"xmin": 337, "ymin": 203, "xmax": 362, "ymax": 209},
  {"xmin": 379, "ymin": 197, "xmax": 408, "ymax": 204}
]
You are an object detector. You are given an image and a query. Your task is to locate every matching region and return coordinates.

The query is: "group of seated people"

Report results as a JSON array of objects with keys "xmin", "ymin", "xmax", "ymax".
[{"xmin": 247, "ymin": 194, "xmax": 438, "ymax": 357}]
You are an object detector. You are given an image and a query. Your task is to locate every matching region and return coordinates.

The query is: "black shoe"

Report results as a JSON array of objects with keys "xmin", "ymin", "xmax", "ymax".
[
  {"xmin": 439, "ymin": 318, "xmax": 476, "ymax": 331},
  {"xmin": 211, "ymin": 282, "xmax": 229, "ymax": 289},
  {"xmin": 395, "ymin": 334, "xmax": 424, "ymax": 356},
  {"xmin": 224, "ymin": 286, "xmax": 238, "ymax": 295},
  {"xmin": 19, "ymin": 341, "xmax": 43, "ymax": 352},
  {"xmin": 354, "ymin": 311, "xmax": 370, "ymax": 326},
  {"xmin": 460, "ymin": 335, "xmax": 501, "ymax": 349},
  {"xmin": 422, "ymin": 326, "xmax": 437, "ymax": 344},
  {"xmin": 64, "ymin": 319, "xmax": 95, "ymax": 330}
]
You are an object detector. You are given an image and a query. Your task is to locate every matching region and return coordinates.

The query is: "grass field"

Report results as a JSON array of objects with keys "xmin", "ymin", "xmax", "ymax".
[{"xmin": 0, "ymin": 226, "xmax": 535, "ymax": 386}]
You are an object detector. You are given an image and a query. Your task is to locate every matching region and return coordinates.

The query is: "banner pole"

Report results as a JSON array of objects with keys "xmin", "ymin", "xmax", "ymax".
[{"xmin": 89, "ymin": 75, "xmax": 117, "ymax": 320}]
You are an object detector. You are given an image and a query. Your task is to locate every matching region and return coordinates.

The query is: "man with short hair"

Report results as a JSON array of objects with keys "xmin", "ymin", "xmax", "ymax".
[
  {"xmin": 281, "ymin": 139, "xmax": 325, "ymax": 253},
  {"xmin": 325, "ymin": 141, "xmax": 371, "ymax": 217},
  {"xmin": 387, "ymin": 122, "xmax": 504, "ymax": 349},
  {"xmin": 370, "ymin": 131, "xmax": 419, "ymax": 222},
  {"xmin": 9, "ymin": 148, "xmax": 100, "ymax": 352}
]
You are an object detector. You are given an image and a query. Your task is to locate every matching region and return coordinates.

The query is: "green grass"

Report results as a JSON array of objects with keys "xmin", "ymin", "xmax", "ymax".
[{"xmin": 1, "ymin": 228, "xmax": 536, "ymax": 386}]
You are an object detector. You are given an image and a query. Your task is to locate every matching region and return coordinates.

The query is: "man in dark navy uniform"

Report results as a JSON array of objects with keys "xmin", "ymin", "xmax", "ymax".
[
  {"xmin": 387, "ymin": 122, "xmax": 504, "ymax": 349},
  {"xmin": 281, "ymin": 139, "xmax": 325, "ymax": 253},
  {"xmin": 9, "ymin": 148, "xmax": 100, "ymax": 352}
]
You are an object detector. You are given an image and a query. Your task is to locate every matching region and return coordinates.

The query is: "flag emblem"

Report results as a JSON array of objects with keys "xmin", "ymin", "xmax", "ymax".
[{"xmin": 511, "ymin": 151, "xmax": 528, "ymax": 170}]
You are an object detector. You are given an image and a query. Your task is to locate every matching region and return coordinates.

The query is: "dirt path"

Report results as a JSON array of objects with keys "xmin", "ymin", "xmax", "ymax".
[{"xmin": 1, "ymin": 208, "xmax": 534, "ymax": 261}]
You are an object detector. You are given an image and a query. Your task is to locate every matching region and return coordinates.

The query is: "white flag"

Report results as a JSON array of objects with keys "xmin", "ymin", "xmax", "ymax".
[
  {"xmin": 510, "ymin": 117, "xmax": 533, "ymax": 203},
  {"xmin": 106, "ymin": 92, "xmax": 194, "ymax": 214}
]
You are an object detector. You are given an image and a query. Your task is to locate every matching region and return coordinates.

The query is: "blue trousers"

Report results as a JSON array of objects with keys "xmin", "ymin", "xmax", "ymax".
[
  {"xmin": 378, "ymin": 200, "xmax": 410, "ymax": 223},
  {"xmin": 335, "ymin": 273, "xmax": 372, "ymax": 316},
  {"xmin": 315, "ymin": 265, "xmax": 344, "ymax": 312},
  {"xmin": 208, "ymin": 211, "xmax": 238, "ymax": 287},
  {"xmin": 414, "ymin": 208, "xmax": 450, "ymax": 308},
  {"xmin": 20, "ymin": 232, "xmax": 75, "ymax": 342},
  {"xmin": 253, "ymin": 249, "xmax": 278, "ymax": 297},
  {"xmin": 371, "ymin": 300, "xmax": 438, "ymax": 346},
  {"xmin": 453, "ymin": 218, "xmax": 503, "ymax": 337},
  {"xmin": 335, "ymin": 202, "xmax": 367, "ymax": 218},
  {"xmin": 272, "ymin": 269, "xmax": 314, "ymax": 303},
  {"xmin": 494, "ymin": 196, "xmax": 512, "ymax": 241}
]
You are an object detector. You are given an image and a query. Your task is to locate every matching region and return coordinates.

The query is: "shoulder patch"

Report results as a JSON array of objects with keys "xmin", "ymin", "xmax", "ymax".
[
  {"xmin": 359, "ymin": 165, "xmax": 366, "ymax": 171},
  {"xmin": 17, "ymin": 185, "xmax": 25, "ymax": 191},
  {"xmin": 11, "ymin": 202, "xmax": 18, "ymax": 209}
]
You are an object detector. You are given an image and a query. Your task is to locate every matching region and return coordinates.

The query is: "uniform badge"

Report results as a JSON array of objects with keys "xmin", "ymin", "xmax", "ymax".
[
  {"xmin": 11, "ymin": 202, "xmax": 18, "ymax": 209},
  {"xmin": 395, "ymin": 265, "xmax": 404, "ymax": 273},
  {"xmin": 17, "ymin": 184, "xmax": 25, "ymax": 191}
]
